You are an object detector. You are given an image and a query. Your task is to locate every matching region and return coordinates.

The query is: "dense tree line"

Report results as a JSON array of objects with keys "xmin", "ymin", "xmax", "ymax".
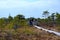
[{"xmin": 0, "ymin": 11, "xmax": 60, "ymax": 29}]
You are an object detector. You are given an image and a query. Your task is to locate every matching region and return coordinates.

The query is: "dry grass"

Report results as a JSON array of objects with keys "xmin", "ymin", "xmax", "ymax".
[{"xmin": 0, "ymin": 26, "xmax": 60, "ymax": 40}]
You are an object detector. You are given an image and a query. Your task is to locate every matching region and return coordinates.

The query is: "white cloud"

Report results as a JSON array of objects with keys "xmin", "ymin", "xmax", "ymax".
[
  {"xmin": 0, "ymin": 0, "xmax": 60, "ymax": 18},
  {"xmin": 0, "ymin": 0, "xmax": 29, "ymax": 8},
  {"xmin": 0, "ymin": 0, "xmax": 59, "ymax": 9}
]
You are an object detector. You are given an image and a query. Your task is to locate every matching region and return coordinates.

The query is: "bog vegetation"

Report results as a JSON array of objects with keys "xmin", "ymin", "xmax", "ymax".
[{"xmin": 0, "ymin": 11, "xmax": 60, "ymax": 40}]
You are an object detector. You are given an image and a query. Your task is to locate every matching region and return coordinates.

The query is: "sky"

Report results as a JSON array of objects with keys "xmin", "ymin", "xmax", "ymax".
[{"xmin": 0, "ymin": 0, "xmax": 60, "ymax": 18}]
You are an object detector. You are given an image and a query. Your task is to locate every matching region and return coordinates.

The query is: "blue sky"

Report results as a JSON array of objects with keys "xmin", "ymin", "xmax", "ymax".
[{"xmin": 0, "ymin": 0, "xmax": 60, "ymax": 18}]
